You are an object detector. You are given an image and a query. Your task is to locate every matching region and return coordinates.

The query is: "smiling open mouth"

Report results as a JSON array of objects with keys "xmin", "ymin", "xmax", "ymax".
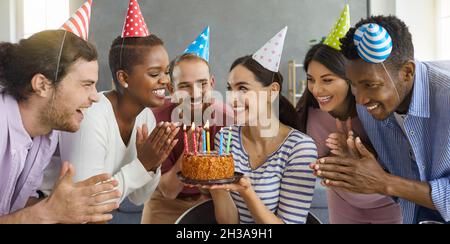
[
  {"xmin": 317, "ymin": 96, "xmax": 332, "ymax": 103},
  {"xmin": 76, "ymin": 108, "xmax": 87, "ymax": 115},
  {"xmin": 152, "ymin": 88, "xmax": 166, "ymax": 98},
  {"xmin": 366, "ymin": 103, "xmax": 380, "ymax": 111}
]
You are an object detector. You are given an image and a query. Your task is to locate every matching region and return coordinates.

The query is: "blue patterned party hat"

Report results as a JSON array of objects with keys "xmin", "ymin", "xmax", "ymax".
[
  {"xmin": 184, "ymin": 26, "xmax": 210, "ymax": 61},
  {"xmin": 353, "ymin": 23, "xmax": 393, "ymax": 63}
]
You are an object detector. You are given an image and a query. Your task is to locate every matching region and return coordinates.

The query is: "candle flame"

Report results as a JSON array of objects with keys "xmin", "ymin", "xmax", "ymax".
[
  {"xmin": 183, "ymin": 124, "xmax": 187, "ymax": 131},
  {"xmin": 205, "ymin": 120, "xmax": 210, "ymax": 130},
  {"xmin": 191, "ymin": 122, "xmax": 196, "ymax": 131}
]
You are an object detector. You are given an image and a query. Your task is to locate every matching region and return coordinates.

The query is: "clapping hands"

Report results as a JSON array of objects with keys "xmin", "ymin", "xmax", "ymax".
[{"xmin": 136, "ymin": 122, "xmax": 180, "ymax": 172}]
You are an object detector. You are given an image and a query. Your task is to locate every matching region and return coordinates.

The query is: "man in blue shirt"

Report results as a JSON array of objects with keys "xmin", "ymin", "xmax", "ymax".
[{"xmin": 311, "ymin": 16, "xmax": 450, "ymax": 224}]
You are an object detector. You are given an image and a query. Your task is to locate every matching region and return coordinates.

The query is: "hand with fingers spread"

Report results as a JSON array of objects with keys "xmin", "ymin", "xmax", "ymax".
[
  {"xmin": 39, "ymin": 161, "xmax": 121, "ymax": 224},
  {"xmin": 326, "ymin": 118, "xmax": 356, "ymax": 157},
  {"xmin": 136, "ymin": 122, "xmax": 180, "ymax": 172},
  {"xmin": 311, "ymin": 137, "xmax": 389, "ymax": 195}
]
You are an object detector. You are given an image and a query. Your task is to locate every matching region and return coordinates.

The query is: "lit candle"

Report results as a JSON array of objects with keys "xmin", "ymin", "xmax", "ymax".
[
  {"xmin": 205, "ymin": 120, "xmax": 210, "ymax": 154},
  {"xmin": 226, "ymin": 127, "xmax": 232, "ymax": 154},
  {"xmin": 219, "ymin": 128, "xmax": 224, "ymax": 155},
  {"xmin": 183, "ymin": 124, "xmax": 189, "ymax": 154},
  {"xmin": 202, "ymin": 127, "xmax": 207, "ymax": 154},
  {"xmin": 191, "ymin": 122, "xmax": 197, "ymax": 155}
]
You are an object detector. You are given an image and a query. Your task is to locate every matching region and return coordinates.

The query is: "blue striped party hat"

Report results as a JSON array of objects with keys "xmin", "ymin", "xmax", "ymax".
[{"xmin": 353, "ymin": 23, "xmax": 392, "ymax": 63}]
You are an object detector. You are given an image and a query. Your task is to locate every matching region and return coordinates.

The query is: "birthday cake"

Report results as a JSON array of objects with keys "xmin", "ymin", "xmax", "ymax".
[{"xmin": 181, "ymin": 153, "xmax": 235, "ymax": 181}]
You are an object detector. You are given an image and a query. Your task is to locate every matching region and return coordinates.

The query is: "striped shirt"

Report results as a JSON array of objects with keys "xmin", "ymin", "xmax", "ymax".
[
  {"xmin": 356, "ymin": 61, "xmax": 450, "ymax": 224},
  {"xmin": 215, "ymin": 126, "xmax": 317, "ymax": 224}
]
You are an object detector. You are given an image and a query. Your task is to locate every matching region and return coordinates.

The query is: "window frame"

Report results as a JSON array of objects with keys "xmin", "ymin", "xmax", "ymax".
[{"xmin": 16, "ymin": 0, "xmax": 69, "ymax": 40}]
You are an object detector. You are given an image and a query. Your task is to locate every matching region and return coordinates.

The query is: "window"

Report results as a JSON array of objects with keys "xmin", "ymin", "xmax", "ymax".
[
  {"xmin": 22, "ymin": 0, "xmax": 69, "ymax": 38},
  {"xmin": 437, "ymin": 0, "xmax": 450, "ymax": 60}
]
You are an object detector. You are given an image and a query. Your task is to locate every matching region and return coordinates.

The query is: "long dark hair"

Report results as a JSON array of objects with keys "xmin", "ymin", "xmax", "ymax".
[
  {"xmin": 0, "ymin": 30, "xmax": 98, "ymax": 101},
  {"xmin": 296, "ymin": 44, "xmax": 351, "ymax": 133},
  {"xmin": 230, "ymin": 55, "xmax": 301, "ymax": 131}
]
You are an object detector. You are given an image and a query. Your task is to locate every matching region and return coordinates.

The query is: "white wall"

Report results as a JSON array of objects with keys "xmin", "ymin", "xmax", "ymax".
[
  {"xmin": 396, "ymin": 0, "xmax": 436, "ymax": 61},
  {"xmin": 0, "ymin": 0, "xmax": 15, "ymax": 42},
  {"xmin": 370, "ymin": 0, "xmax": 396, "ymax": 15},
  {"xmin": 436, "ymin": 0, "xmax": 450, "ymax": 60},
  {"xmin": 369, "ymin": 0, "xmax": 439, "ymax": 61}
]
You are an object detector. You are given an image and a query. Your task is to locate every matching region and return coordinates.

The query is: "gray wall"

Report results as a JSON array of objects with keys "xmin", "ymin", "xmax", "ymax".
[{"xmin": 85, "ymin": 0, "xmax": 368, "ymax": 94}]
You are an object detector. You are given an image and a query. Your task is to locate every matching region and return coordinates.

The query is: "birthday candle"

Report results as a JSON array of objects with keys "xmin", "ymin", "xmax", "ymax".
[
  {"xmin": 205, "ymin": 120, "xmax": 210, "ymax": 154},
  {"xmin": 219, "ymin": 128, "xmax": 224, "ymax": 155},
  {"xmin": 191, "ymin": 122, "xmax": 197, "ymax": 155},
  {"xmin": 202, "ymin": 128, "xmax": 207, "ymax": 154},
  {"xmin": 183, "ymin": 124, "xmax": 189, "ymax": 154},
  {"xmin": 226, "ymin": 127, "xmax": 232, "ymax": 154}
]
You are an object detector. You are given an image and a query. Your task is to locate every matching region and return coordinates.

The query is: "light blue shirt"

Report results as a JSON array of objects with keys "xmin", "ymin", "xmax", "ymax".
[{"xmin": 356, "ymin": 61, "xmax": 450, "ymax": 224}]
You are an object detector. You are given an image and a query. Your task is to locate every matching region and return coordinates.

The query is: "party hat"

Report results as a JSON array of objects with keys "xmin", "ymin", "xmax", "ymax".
[
  {"xmin": 61, "ymin": 0, "xmax": 93, "ymax": 40},
  {"xmin": 353, "ymin": 23, "xmax": 393, "ymax": 63},
  {"xmin": 183, "ymin": 26, "xmax": 210, "ymax": 62},
  {"xmin": 121, "ymin": 0, "xmax": 150, "ymax": 38},
  {"xmin": 252, "ymin": 26, "xmax": 288, "ymax": 72},
  {"xmin": 323, "ymin": 4, "xmax": 350, "ymax": 50}
]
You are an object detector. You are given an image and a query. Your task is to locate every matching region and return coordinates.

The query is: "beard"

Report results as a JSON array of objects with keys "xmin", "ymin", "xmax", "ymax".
[{"xmin": 41, "ymin": 90, "xmax": 79, "ymax": 133}]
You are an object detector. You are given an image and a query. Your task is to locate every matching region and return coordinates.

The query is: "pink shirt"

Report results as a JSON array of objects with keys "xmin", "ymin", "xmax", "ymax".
[
  {"xmin": 306, "ymin": 107, "xmax": 398, "ymax": 209},
  {"xmin": 151, "ymin": 98, "xmax": 233, "ymax": 195},
  {"xmin": 0, "ymin": 91, "xmax": 58, "ymax": 215}
]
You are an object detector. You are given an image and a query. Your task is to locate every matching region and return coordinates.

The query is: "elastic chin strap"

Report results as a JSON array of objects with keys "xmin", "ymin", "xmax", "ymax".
[
  {"xmin": 54, "ymin": 31, "xmax": 68, "ymax": 82},
  {"xmin": 380, "ymin": 62, "xmax": 401, "ymax": 105},
  {"xmin": 119, "ymin": 38, "xmax": 126, "ymax": 69}
]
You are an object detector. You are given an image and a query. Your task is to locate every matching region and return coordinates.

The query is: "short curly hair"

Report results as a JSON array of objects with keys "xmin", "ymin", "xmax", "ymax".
[
  {"xmin": 340, "ymin": 15, "xmax": 414, "ymax": 70},
  {"xmin": 109, "ymin": 35, "xmax": 164, "ymax": 94}
]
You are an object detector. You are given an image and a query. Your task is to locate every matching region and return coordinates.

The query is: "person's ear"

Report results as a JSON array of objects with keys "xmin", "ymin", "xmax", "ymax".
[
  {"xmin": 210, "ymin": 75, "xmax": 216, "ymax": 88},
  {"xmin": 400, "ymin": 60, "xmax": 415, "ymax": 84},
  {"xmin": 116, "ymin": 70, "xmax": 129, "ymax": 88},
  {"xmin": 270, "ymin": 82, "xmax": 280, "ymax": 103},
  {"xmin": 31, "ymin": 74, "xmax": 54, "ymax": 98}
]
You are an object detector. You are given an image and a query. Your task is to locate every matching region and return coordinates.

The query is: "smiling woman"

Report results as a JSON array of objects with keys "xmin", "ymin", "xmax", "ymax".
[{"xmin": 41, "ymin": 0, "xmax": 180, "ymax": 218}]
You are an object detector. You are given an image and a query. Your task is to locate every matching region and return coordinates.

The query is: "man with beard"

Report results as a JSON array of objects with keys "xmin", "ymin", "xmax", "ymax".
[
  {"xmin": 0, "ymin": 30, "xmax": 121, "ymax": 224},
  {"xmin": 141, "ymin": 48, "xmax": 232, "ymax": 223},
  {"xmin": 311, "ymin": 16, "xmax": 450, "ymax": 224}
]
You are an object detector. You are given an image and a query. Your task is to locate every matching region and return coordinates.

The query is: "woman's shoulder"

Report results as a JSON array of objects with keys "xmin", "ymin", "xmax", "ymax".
[
  {"xmin": 85, "ymin": 93, "xmax": 113, "ymax": 116},
  {"xmin": 284, "ymin": 128, "xmax": 317, "ymax": 155},
  {"xmin": 307, "ymin": 107, "xmax": 336, "ymax": 128},
  {"xmin": 78, "ymin": 93, "xmax": 115, "ymax": 130},
  {"xmin": 137, "ymin": 107, "xmax": 156, "ymax": 126},
  {"xmin": 287, "ymin": 128, "xmax": 315, "ymax": 143}
]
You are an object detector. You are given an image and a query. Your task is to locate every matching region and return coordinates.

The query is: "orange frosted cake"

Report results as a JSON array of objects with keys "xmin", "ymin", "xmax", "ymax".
[{"xmin": 181, "ymin": 153, "xmax": 234, "ymax": 181}]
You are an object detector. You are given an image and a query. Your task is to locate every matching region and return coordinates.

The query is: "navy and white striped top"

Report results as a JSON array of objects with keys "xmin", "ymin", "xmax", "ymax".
[
  {"xmin": 356, "ymin": 61, "xmax": 450, "ymax": 224},
  {"xmin": 215, "ymin": 126, "xmax": 318, "ymax": 224}
]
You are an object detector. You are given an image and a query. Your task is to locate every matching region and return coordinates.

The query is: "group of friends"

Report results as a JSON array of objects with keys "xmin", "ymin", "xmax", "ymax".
[{"xmin": 0, "ymin": 0, "xmax": 449, "ymax": 224}]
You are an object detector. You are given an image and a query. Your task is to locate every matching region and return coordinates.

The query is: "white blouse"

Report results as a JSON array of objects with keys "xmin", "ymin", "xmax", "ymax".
[{"xmin": 45, "ymin": 93, "xmax": 160, "ymax": 205}]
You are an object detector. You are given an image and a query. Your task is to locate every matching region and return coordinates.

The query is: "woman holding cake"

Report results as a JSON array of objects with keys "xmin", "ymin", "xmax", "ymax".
[
  {"xmin": 42, "ymin": 0, "xmax": 179, "ymax": 209},
  {"xmin": 203, "ymin": 27, "xmax": 318, "ymax": 224}
]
